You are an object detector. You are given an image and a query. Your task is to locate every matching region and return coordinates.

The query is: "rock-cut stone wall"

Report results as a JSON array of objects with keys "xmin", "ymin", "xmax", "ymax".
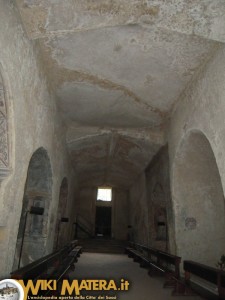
[{"xmin": 0, "ymin": 1, "xmax": 77, "ymax": 278}]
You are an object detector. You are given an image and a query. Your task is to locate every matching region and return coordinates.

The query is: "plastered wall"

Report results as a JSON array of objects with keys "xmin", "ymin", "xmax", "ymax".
[
  {"xmin": 169, "ymin": 44, "xmax": 225, "ymax": 265},
  {"xmin": 129, "ymin": 174, "xmax": 149, "ymax": 244},
  {"xmin": 112, "ymin": 189, "xmax": 129, "ymax": 240},
  {"xmin": 145, "ymin": 146, "xmax": 173, "ymax": 252},
  {"xmin": 0, "ymin": 1, "xmax": 77, "ymax": 278},
  {"xmin": 128, "ymin": 147, "xmax": 173, "ymax": 249}
]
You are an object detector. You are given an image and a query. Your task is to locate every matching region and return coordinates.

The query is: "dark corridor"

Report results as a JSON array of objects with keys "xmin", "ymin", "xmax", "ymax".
[{"xmin": 95, "ymin": 206, "xmax": 112, "ymax": 237}]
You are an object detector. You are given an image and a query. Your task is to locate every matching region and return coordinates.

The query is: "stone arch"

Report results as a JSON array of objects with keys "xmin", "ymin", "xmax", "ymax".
[
  {"xmin": 13, "ymin": 147, "xmax": 52, "ymax": 269},
  {"xmin": 172, "ymin": 130, "xmax": 225, "ymax": 265},
  {"xmin": 0, "ymin": 67, "xmax": 11, "ymax": 179},
  {"xmin": 53, "ymin": 177, "xmax": 68, "ymax": 249}
]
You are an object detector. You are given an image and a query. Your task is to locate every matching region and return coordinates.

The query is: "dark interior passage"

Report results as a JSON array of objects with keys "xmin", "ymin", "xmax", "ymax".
[{"xmin": 95, "ymin": 206, "xmax": 112, "ymax": 237}]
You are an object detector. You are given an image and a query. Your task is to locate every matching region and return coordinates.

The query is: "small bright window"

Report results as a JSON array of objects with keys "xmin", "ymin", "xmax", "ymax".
[{"xmin": 97, "ymin": 188, "xmax": 112, "ymax": 201}]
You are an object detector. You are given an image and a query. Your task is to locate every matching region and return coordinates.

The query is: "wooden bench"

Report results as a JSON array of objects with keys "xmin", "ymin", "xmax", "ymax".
[
  {"xmin": 173, "ymin": 260, "xmax": 225, "ymax": 299},
  {"xmin": 125, "ymin": 242, "xmax": 181, "ymax": 288},
  {"xmin": 51, "ymin": 245, "xmax": 83, "ymax": 279},
  {"xmin": 125, "ymin": 243, "xmax": 150, "ymax": 266},
  {"xmin": 11, "ymin": 240, "xmax": 82, "ymax": 281}
]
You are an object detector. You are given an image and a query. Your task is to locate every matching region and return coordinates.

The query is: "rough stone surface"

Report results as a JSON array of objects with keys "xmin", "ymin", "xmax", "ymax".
[
  {"xmin": 129, "ymin": 174, "xmax": 149, "ymax": 244},
  {"xmin": 1, "ymin": 0, "xmax": 225, "ymax": 280},
  {"xmin": 128, "ymin": 146, "xmax": 173, "ymax": 251},
  {"xmin": 145, "ymin": 146, "xmax": 173, "ymax": 252},
  {"xmin": 14, "ymin": 0, "xmax": 225, "ymax": 188},
  {"xmin": 0, "ymin": 72, "xmax": 10, "ymax": 175},
  {"xmin": 112, "ymin": 189, "xmax": 129, "ymax": 240},
  {"xmin": 68, "ymin": 129, "xmax": 161, "ymax": 188},
  {"xmin": 16, "ymin": 0, "xmax": 225, "ymax": 43},
  {"xmin": 169, "ymin": 45, "xmax": 225, "ymax": 266},
  {"xmin": 0, "ymin": 1, "xmax": 77, "ymax": 278},
  {"xmin": 13, "ymin": 147, "xmax": 53, "ymax": 269},
  {"xmin": 53, "ymin": 177, "xmax": 69, "ymax": 250}
]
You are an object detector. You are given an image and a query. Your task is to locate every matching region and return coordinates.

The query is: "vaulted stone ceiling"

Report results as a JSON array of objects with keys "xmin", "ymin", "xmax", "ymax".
[{"xmin": 16, "ymin": 0, "xmax": 225, "ymax": 188}]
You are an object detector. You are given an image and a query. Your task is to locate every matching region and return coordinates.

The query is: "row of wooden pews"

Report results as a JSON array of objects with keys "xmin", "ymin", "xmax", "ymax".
[
  {"xmin": 125, "ymin": 242, "xmax": 225, "ymax": 299},
  {"xmin": 11, "ymin": 240, "xmax": 82, "ymax": 295},
  {"xmin": 125, "ymin": 242, "xmax": 181, "ymax": 288}
]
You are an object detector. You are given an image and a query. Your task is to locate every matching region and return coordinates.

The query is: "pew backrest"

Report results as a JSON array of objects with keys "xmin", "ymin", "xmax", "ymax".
[
  {"xmin": 11, "ymin": 240, "xmax": 78, "ymax": 280},
  {"xmin": 128, "ymin": 242, "xmax": 181, "ymax": 278},
  {"xmin": 184, "ymin": 260, "xmax": 225, "ymax": 298}
]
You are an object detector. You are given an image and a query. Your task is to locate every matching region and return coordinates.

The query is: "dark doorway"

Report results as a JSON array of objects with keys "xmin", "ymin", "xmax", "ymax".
[{"xmin": 95, "ymin": 207, "xmax": 112, "ymax": 237}]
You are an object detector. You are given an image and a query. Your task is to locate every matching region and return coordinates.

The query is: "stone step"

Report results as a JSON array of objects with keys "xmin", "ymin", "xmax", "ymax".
[{"xmin": 79, "ymin": 238, "xmax": 128, "ymax": 254}]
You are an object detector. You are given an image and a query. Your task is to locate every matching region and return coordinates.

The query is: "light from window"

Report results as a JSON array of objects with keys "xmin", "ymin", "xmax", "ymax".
[{"xmin": 97, "ymin": 188, "xmax": 112, "ymax": 201}]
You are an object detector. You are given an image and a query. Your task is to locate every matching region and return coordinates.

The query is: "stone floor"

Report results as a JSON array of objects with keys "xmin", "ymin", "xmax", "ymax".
[{"xmin": 70, "ymin": 253, "xmax": 202, "ymax": 300}]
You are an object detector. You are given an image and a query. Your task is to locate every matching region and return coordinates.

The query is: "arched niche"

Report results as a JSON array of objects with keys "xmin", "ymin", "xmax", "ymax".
[
  {"xmin": 151, "ymin": 183, "xmax": 168, "ymax": 251},
  {"xmin": 0, "ymin": 69, "xmax": 11, "ymax": 179},
  {"xmin": 172, "ymin": 130, "xmax": 225, "ymax": 266},
  {"xmin": 0, "ymin": 66, "xmax": 12, "ymax": 226},
  {"xmin": 152, "ymin": 183, "xmax": 165, "ymax": 203},
  {"xmin": 154, "ymin": 207, "xmax": 167, "ymax": 242},
  {"xmin": 13, "ymin": 147, "xmax": 52, "ymax": 269},
  {"xmin": 53, "ymin": 177, "xmax": 68, "ymax": 250}
]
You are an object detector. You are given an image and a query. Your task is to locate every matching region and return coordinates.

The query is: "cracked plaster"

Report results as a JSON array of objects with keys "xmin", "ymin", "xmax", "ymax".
[{"xmin": 14, "ymin": 0, "xmax": 225, "ymax": 188}]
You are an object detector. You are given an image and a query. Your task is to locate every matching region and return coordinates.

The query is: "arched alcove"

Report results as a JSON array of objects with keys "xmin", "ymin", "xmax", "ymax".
[
  {"xmin": 0, "ymin": 66, "xmax": 13, "ymax": 227},
  {"xmin": 53, "ymin": 177, "xmax": 68, "ymax": 250},
  {"xmin": 151, "ymin": 183, "xmax": 168, "ymax": 251},
  {"xmin": 172, "ymin": 130, "xmax": 225, "ymax": 265},
  {"xmin": 13, "ymin": 147, "xmax": 52, "ymax": 269},
  {"xmin": 154, "ymin": 207, "xmax": 167, "ymax": 241},
  {"xmin": 0, "ymin": 68, "xmax": 11, "ymax": 179}
]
